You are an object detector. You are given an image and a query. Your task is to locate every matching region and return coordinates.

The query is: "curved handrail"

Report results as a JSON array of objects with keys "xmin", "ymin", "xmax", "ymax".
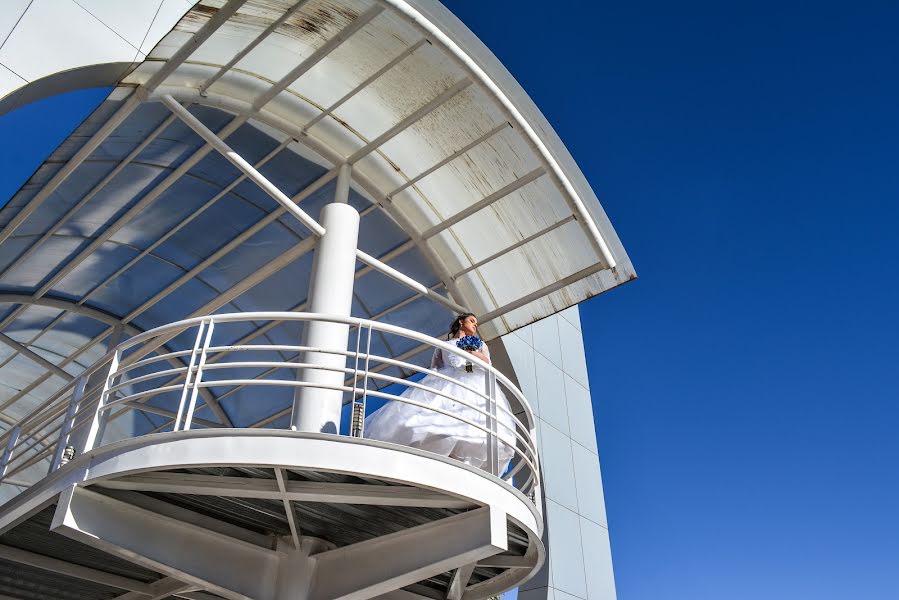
[{"xmin": 0, "ymin": 312, "xmax": 540, "ymax": 500}]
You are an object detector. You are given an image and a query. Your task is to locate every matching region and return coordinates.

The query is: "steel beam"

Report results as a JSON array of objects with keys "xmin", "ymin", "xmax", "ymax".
[
  {"xmin": 52, "ymin": 486, "xmax": 279, "ymax": 600},
  {"xmin": 475, "ymin": 555, "xmax": 537, "ymax": 569},
  {"xmin": 51, "ymin": 486, "xmax": 506, "ymax": 600},
  {"xmin": 302, "ymin": 37, "xmax": 428, "ymax": 133},
  {"xmin": 386, "ymin": 122, "xmax": 510, "ymax": 200},
  {"xmin": 0, "ymin": 333, "xmax": 72, "ymax": 381},
  {"xmin": 0, "ymin": 113, "xmax": 178, "ymax": 280},
  {"xmin": 199, "ymin": 0, "xmax": 312, "ymax": 96},
  {"xmin": 451, "ymin": 215, "xmax": 576, "ymax": 280},
  {"xmin": 274, "ymin": 468, "xmax": 301, "ymax": 549},
  {"xmin": 0, "ymin": 0, "xmax": 247, "ymax": 247},
  {"xmin": 112, "ymin": 577, "xmax": 193, "ymax": 600},
  {"xmin": 346, "ymin": 78, "xmax": 472, "ymax": 165},
  {"xmin": 355, "ymin": 249, "xmax": 465, "ymax": 313},
  {"xmin": 478, "ymin": 261, "xmax": 607, "ymax": 325},
  {"xmin": 0, "ymin": 543, "xmax": 153, "ymax": 593},
  {"xmin": 0, "ymin": 309, "xmax": 67, "ymax": 372},
  {"xmin": 95, "ymin": 472, "xmax": 472, "ymax": 508},
  {"xmin": 309, "ymin": 506, "xmax": 507, "ymax": 600},
  {"xmin": 162, "ymin": 95, "xmax": 324, "ymax": 236},
  {"xmin": 79, "ymin": 137, "xmax": 293, "ymax": 306},
  {"xmin": 445, "ymin": 562, "xmax": 475, "ymax": 600},
  {"xmin": 28, "ymin": 114, "xmax": 247, "ymax": 305},
  {"xmin": 252, "ymin": 5, "xmax": 384, "ymax": 112},
  {"xmin": 162, "ymin": 94, "xmax": 466, "ymax": 316},
  {"xmin": 103, "ymin": 488, "xmax": 274, "ymax": 550},
  {"xmin": 419, "ymin": 167, "xmax": 545, "ymax": 241},
  {"xmin": 377, "ymin": 0, "xmax": 617, "ymax": 268}
]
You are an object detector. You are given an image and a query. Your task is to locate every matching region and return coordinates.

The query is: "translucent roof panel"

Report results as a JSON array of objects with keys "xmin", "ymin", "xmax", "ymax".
[{"xmin": 0, "ymin": 0, "xmax": 634, "ymax": 432}]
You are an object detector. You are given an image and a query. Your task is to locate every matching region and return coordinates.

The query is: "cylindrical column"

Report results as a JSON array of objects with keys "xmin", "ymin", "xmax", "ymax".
[{"xmin": 291, "ymin": 197, "xmax": 360, "ymax": 433}]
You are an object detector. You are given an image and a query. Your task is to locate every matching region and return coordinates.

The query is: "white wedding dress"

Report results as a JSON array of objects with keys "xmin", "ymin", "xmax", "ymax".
[{"xmin": 365, "ymin": 341, "xmax": 517, "ymax": 474}]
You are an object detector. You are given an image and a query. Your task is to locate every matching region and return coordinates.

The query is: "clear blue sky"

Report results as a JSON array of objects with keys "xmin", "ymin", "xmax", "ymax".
[
  {"xmin": 2, "ymin": 1, "xmax": 898, "ymax": 599},
  {"xmin": 443, "ymin": 1, "xmax": 899, "ymax": 599}
]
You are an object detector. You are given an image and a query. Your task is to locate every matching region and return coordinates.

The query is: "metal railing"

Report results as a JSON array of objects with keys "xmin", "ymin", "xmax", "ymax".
[{"xmin": 0, "ymin": 313, "xmax": 540, "ymax": 498}]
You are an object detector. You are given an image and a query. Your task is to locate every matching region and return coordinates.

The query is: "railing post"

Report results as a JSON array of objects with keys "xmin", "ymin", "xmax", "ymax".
[
  {"xmin": 183, "ymin": 318, "xmax": 216, "ymax": 431},
  {"xmin": 174, "ymin": 320, "xmax": 208, "ymax": 432},
  {"xmin": 49, "ymin": 375, "xmax": 88, "ymax": 473},
  {"xmin": 485, "ymin": 371, "xmax": 499, "ymax": 476},
  {"xmin": 0, "ymin": 425, "xmax": 21, "ymax": 481},
  {"xmin": 349, "ymin": 324, "xmax": 363, "ymax": 437},
  {"xmin": 66, "ymin": 325, "xmax": 124, "ymax": 453},
  {"xmin": 81, "ymin": 348, "xmax": 120, "ymax": 453},
  {"xmin": 350, "ymin": 323, "xmax": 373, "ymax": 438}
]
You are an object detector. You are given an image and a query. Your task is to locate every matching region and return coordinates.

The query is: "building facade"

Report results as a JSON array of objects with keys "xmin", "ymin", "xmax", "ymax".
[
  {"xmin": 0, "ymin": 2, "xmax": 631, "ymax": 599},
  {"xmin": 498, "ymin": 308, "xmax": 616, "ymax": 600}
]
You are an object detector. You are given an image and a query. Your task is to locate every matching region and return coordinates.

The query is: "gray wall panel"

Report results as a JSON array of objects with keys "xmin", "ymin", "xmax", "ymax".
[{"xmin": 499, "ymin": 306, "xmax": 616, "ymax": 600}]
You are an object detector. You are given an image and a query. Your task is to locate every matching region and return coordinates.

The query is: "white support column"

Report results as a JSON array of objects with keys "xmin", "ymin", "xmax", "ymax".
[{"xmin": 292, "ymin": 166, "xmax": 360, "ymax": 433}]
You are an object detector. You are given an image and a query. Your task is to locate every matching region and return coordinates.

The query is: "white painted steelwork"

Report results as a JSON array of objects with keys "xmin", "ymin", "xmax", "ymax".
[
  {"xmin": 0, "ymin": 2, "xmax": 629, "ymax": 597},
  {"xmin": 0, "ymin": 0, "xmax": 636, "ymax": 339},
  {"xmin": 0, "ymin": 429, "xmax": 542, "ymax": 599},
  {"xmin": 293, "ymin": 202, "xmax": 361, "ymax": 434},
  {"xmin": 0, "ymin": 313, "xmax": 539, "ymax": 497}
]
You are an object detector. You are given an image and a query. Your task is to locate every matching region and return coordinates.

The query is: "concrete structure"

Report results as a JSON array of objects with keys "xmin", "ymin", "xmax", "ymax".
[
  {"xmin": 0, "ymin": 2, "xmax": 633, "ymax": 599},
  {"xmin": 499, "ymin": 309, "xmax": 616, "ymax": 600}
]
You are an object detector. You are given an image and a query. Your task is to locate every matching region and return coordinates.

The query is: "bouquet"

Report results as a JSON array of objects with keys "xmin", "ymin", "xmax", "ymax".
[{"xmin": 456, "ymin": 335, "xmax": 482, "ymax": 372}]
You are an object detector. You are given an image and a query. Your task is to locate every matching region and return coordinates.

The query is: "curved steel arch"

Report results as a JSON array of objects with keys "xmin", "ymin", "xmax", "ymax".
[
  {"xmin": 0, "ymin": 292, "xmax": 232, "ymax": 426},
  {"xmin": 0, "ymin": 293, "xmax": 130, "ymax": 331}
]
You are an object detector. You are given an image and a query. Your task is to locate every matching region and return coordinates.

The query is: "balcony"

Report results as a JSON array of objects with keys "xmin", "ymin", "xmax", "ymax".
[{"xmin": 0, "ymin": 313, "xmax": 542, "ymax": 600}]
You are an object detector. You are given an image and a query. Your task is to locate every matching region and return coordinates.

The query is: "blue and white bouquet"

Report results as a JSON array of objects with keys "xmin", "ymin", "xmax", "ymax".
[
  {"xmin": 455, "ymin": 335, "xmax": 482, "ymax": 351},
  {"xmin": 456, "ymin": 335, "xmax": 482, "ymax": 372}
]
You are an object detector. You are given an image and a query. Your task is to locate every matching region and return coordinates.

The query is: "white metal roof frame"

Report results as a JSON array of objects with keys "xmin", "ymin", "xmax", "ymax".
[{"xmin": 0, "ymin": 0, "xmax": 635, "ymax": 452}]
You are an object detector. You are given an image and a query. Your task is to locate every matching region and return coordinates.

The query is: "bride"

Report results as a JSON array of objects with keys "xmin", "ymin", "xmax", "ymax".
[{"xmin": 365, "ymin": 313, "xmax": 517, "ymax": 474}]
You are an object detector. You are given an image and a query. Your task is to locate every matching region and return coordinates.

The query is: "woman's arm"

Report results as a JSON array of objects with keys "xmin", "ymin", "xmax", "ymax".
[
  {"xmin": 467, "ymin": 350, "xmax": 489, "ymax": 363},
  {"xmin": 443, "ymin": 348, "xmax": 469, "ymax": 368},
  {"xmin": 468, "ymin": 342, "xmax": 490, "ymax": 365}
]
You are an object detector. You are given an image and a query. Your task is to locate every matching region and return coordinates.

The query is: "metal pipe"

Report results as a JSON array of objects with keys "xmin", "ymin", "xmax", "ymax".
[{"xmin": 161, "ymin": 95, "xmax": 325, "ymax": 237}]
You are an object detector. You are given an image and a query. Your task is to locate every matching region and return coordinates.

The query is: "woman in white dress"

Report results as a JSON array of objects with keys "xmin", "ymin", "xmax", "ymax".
[{"xmin": 365, "ymin": 314, "xmax": 517, "ymax": 474}]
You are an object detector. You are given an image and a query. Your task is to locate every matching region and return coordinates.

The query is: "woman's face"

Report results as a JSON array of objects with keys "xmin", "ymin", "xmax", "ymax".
[{"xmin": 460, "ymin": 315, "xmax": 478, "ymax": 336}]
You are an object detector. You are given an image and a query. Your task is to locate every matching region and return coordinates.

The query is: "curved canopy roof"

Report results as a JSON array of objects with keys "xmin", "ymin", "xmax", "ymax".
[{"xmin": 0, "ymin": 0, "xmax": 634, "ymax": 452}]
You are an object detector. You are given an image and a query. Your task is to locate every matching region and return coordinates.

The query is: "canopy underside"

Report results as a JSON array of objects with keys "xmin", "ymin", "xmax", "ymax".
[{"xmin": 0, "ymin": 0, "xmax": 634, "ymax": 460}]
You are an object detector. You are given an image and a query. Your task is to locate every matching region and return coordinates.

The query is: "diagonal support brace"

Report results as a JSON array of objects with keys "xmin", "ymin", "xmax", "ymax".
[{"xmin": 310, "ymin": 506, "xmax": 507, "ymax": 600}]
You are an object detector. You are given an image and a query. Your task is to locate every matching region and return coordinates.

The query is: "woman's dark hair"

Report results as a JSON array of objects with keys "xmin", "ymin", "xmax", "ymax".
[{"xmin": 447, "ymin": 313, "xmax": 476, "ymax": 340}]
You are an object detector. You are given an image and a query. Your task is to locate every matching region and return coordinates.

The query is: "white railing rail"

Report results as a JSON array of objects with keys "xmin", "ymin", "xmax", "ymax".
[{"xmin": 0, "ymin": 313, "xmax": 540, "ymax": 498}]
